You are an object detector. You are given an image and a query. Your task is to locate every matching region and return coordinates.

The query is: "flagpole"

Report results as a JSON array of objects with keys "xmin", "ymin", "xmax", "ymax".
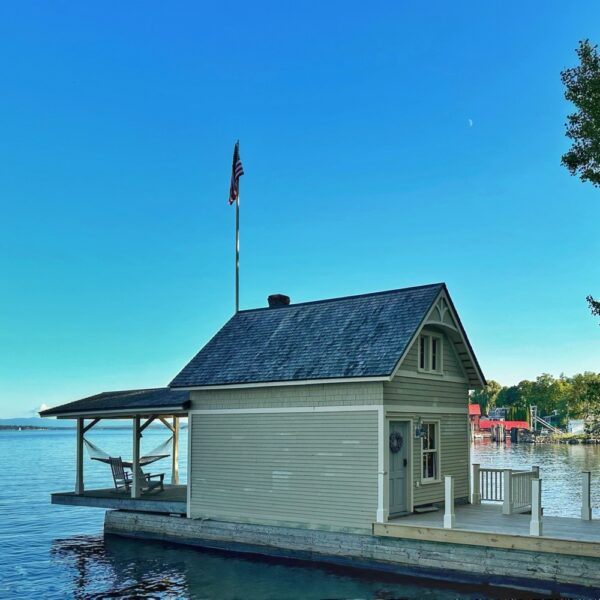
[{"xmin": 235, "ymin": 189, "xmax": 240, "ymax": 313}]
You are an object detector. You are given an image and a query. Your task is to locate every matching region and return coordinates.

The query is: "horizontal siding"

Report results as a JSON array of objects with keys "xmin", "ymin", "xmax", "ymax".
[
  {"xmin": 399, "ymin": 327, "xmax": 467, "ymax": 380},
  {"xmin": 190, "ymin": 410, "xmax": 378, "ymax": 531},
  {"xmin": 191, "ymin": 381, "xmax": 383, "ymax": 410},
  {"xmin": 413, "ymin": 413, "xmax": 469, "ymax": 505},
  {"xmin": 385, "ymin": 330, "xmax": 470, "ymax": 506},
  {"xmin": 385, "ymin": 377, "xmax": 469, "ymax": 410}
]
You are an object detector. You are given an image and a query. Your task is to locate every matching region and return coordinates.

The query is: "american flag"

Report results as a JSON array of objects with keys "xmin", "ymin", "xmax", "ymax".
[{"xmin": 228, "ymin": 141, "xmax": 244, "ymax": 205}]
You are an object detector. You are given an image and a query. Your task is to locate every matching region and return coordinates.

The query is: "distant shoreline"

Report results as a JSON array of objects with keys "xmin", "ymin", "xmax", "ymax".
[{"xmin": 0, "ymin": 425, "xmax": 56, "ymax": 431}]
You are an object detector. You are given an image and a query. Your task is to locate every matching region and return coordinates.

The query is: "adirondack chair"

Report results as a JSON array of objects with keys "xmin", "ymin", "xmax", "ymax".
[
  {"xmin": 109, "ymin": 456, "xmax": 131, "ymax": 492},
  {"xmin": 109, "ymin": 457, "xmax": 164, "ymax": 494}
]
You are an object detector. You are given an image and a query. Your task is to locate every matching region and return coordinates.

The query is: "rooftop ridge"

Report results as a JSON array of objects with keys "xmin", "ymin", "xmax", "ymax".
[{"xmin": 238, "ymin": 282, "xmax": 445, "ymax": 313}]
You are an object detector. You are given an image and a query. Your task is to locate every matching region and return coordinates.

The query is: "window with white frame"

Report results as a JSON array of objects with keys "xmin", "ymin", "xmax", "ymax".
[
  {"xmin": 421, "ymin": 421, "xmax": 439, "ymax": 482},
  {"xmin": 418, "ymin": 334, "xmax": 443, "ymax": 373}
]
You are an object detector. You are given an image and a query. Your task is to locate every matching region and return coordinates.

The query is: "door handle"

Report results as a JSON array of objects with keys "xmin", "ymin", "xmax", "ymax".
[{"xmin": 403, "ymin": 458, "xmax": 408, "ymax": 467}]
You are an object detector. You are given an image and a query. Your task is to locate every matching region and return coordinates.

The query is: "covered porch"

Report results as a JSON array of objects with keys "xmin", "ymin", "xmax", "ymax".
[{"xmin": 40, "ymin": 388, "xmax": 190, "ymax": 515}]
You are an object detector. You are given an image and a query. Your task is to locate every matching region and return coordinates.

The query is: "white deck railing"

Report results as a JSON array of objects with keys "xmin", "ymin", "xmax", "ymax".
[
  {"xmin": 472, "ymin": 464, "xmax": 540, "ymax": 515},
  {"xmin": 478, "ymin": 467, "xmax": 504, "ymax": 502}
]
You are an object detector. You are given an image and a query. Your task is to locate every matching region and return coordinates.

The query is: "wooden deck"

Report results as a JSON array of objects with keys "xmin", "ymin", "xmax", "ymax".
[
  {"xmin": 375, "ymin": 503, "xmax": 600, "ymax": 558},
  {"xmin": 51, "ymin": 484, "xmax": 187, "ymax": 514}
]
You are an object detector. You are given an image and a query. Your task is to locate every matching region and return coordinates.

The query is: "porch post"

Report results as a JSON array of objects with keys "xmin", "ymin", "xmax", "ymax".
[
  {"xmin": 132, "ymin": 416, "xmax": 141, "ymax": 499},
  {"xmin": 582, "ymin": 471, "xmax": 592, "ymax": 521},
  {"xmin": 530, "ymin": 478, "xmax": 543, "ymax": 536},
  {"xmin": 502, "ymin": 469, "xmax": 513, "ymax": 515},
  {"xmin": 444, "ymin": 475, "xmax": 455, "ymax": 529},
  {"xmin": 471, "ymin": 463, "xmax": 481, "ymax": 505},
  {"xmin": 171, "ymin": 416, "xmax": 180, "ymax": 485},
  {"xmin": 75, "ymin": 417, "xmax": 84, "ymax": 495}
]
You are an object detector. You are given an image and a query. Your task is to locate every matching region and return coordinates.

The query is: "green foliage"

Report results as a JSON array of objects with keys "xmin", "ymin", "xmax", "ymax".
[
  {"xmin": 561, "ymin": 40, "xmax": 600, "ymax": 187},
  {"xmin": 480, "ymin": 372, "xmax": 600, "ymax": 425},
  {"xmin": 567, "ymin": 372, "xmax": 600, "ymax": 420},
  {"xmin": 588, "ymin": 295, "xmax": 600, "ymax": 323},
  {"xmin": 470, "ymin": 380, "xmax": 501, "ymax": 414}
]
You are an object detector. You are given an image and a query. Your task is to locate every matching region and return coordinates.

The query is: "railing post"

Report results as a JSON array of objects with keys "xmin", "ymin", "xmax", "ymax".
[
  {"xmin": 532, "ymin": 465, "xmax": 540, "ymax": 478},
  {"xmin": 471, "ymin": 463, "xmax": 481, "ymax": 505},
  {"xmin": 502, "ymin": 469, "xmax": 513, "ymax": 515},
  {"xmin": 530, "ymin": 478, "xmax": 543, "ymax": 536},
  {"xmin": 444, "ymin": 475, "xmax": 456, "ymax": 529},
  {"xmin": 582, "ymin": 471, "xmax": 592, "ymax": 521}
]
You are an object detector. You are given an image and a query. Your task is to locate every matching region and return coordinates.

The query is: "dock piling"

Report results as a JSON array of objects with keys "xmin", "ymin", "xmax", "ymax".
[
  {"xmin": 529, "ymin": 478, "xmax": 543, "ymax": 536},
  {"xmin": 582, "ymin": 471, "xmax": 592, "ymax": 521},
  {"xmin": 444, "ymin": 475, "xmax": 456, "ymax": 529}
]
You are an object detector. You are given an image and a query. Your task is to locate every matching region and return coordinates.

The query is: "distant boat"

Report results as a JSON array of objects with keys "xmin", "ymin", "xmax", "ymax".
[{"xmin": 18, "ymin": 427, "xmax": 22, "ymax": 432}]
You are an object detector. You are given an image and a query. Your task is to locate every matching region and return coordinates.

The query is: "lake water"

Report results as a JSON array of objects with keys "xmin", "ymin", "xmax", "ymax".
[{"xmin": 1, "ymin": 430, "xmax": 598, "ymax": 599}]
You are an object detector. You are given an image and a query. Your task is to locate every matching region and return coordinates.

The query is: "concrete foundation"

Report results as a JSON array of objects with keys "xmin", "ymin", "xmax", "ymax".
[{"xmin": 105, "ymin": 511, "xmax": 600, "ymax": 597}]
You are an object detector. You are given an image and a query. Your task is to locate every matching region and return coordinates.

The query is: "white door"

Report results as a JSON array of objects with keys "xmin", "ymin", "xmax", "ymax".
[{"xmin": 389, "ymin": 421, "xmax": 409, "ymax": 515}]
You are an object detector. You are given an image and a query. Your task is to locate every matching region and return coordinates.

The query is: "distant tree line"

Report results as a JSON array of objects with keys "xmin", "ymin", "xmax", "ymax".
[{"xmin": 470, "ymin": 372, "xmax": 600, "ymax": 425}]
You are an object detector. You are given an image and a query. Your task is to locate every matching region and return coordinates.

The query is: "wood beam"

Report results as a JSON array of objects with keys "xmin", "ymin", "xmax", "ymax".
[
  {"xmin": 140, "ymin": 416, "xmax": 157, "ymax": 433},
  {"xmin": 171, "ymin": 416, "xmax": 180, "ymax": 485},
  {"xmin": 75, "ymin": 417, "xmax": 84, "ymax": 495},
  {"xmin": 159, "ymin": 416, "xmax": 175, "ymax": 433},
  {"xmin": 132, "ymin": 416, "xmax": 141, "ymax": 499},
  {"xmin": 83, "ymin": 418, "xmax": 100, "ymax": 433}
]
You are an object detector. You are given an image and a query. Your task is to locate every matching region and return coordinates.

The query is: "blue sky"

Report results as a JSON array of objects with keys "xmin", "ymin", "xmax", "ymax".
[{"xmin": 1, "ymin": 2, "xmax": 599, "ymax": 417}]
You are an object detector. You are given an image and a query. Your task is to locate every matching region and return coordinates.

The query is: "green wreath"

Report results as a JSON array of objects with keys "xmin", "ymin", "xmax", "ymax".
[{"xmin": 389, "ymin": 430, "xmax": 404, "ymax": 453}]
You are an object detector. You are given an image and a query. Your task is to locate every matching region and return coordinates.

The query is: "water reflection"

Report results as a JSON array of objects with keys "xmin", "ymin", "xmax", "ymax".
[{"xmin": 51, "ymin": 533, "xmax": 546, "ymax": 600}]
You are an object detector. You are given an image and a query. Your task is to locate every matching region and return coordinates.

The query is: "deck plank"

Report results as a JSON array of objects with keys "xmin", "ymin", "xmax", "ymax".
[
  {"xmin": 51, "ymin": 485, "xmax": 187, "ymax": 514},
  {"xmin": 375, "ymin": 503, "xmax": 600, "ymax": 558}
]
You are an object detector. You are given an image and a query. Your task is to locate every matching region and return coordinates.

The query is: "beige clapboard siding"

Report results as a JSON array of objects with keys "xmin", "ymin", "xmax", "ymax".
[
  {"xmin": 190, "ymin": 410, "xmax": 378, "ymax": 531},
  {"xmin": 399, "ymin": 326, "xmax": 466, "ymax": 379},
  {"xmin": 386, "ymin": 329, "xmax": 470, "ymax": 507},
  {"xmin": 191, "ymin": 381, "xmax": 383, "ymax": 410},
  {"xmin": 412, "ymin": 413, "xmax": 470, "ymax": 505}
]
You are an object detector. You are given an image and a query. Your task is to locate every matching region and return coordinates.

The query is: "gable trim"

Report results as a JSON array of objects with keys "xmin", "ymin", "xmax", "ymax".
[{"xmin": 389, "ymin": 287, "xmax": 485, "ymax": 388}]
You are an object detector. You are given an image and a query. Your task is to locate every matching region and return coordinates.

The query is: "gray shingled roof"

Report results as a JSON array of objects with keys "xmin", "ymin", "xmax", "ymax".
[
  {"xmin": 40, "ymin": 388, "xmax": 190, "ymax": 417},
  {"xmin": 170, "ymin": 283, "xmax": 445, "ymax": 388}
]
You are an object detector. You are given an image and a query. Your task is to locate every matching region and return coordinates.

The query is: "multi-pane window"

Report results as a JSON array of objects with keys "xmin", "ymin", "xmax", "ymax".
[
  {"xmin": 418, "ymin": 334, "xmax": 443, "ymax": 373},
  {"xmin": 421, "ymin": 422, "xmax": 439, "ymax": 481}
]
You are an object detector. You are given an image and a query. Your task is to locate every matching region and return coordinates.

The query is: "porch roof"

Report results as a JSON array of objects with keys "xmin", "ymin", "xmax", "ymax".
[{"xmin": 40, "ymin": 388, "xmax": 190, "ymax": 419}]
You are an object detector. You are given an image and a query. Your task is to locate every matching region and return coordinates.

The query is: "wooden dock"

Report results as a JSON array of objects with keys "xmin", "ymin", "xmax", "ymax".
[
  {"xmin": 51, "ymin": 484, "xmax": 187, "ymax": 514},
  {"xmin": 375, "ymin": 502, "xmax": 600, "ymax": 558}
]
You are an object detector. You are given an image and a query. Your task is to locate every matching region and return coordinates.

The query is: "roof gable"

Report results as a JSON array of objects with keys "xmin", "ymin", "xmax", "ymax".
[{"xmin": 170, "ymin": 284, "xmax": 445, "ymax": 388}]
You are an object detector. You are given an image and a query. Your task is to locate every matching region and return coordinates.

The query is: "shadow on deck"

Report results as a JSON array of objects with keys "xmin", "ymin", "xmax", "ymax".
[
  {"xmin": 51, "ymin": 484, "xmax": 187, "ymax": 514},
  {"xmin": 375, "ymin": 503, "xmax": 600, "ymax": 558}
]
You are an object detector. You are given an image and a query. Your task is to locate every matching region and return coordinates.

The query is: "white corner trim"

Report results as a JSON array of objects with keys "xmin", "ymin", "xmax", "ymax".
[
  {"xmin": 376, "ymin": 406, "xmax": 388, "ymax": 523},
  {"xmin": 188, "ymin": 405, "xmax": 381, "ymax": 415},
  {"xmin": 176, "ymin": 376, "xmax": 389, "ymax": 392}
]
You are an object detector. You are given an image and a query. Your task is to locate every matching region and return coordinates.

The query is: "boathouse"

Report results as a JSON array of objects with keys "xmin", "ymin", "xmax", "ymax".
[
  {"xmin": 43, "ymin": 283, "xmax": 484, "ymax": 526},
  {"xmin": 41, "ymin": 283, "xmax": 600, "ymax": 595},
  {"xmin": 171, "ymin": 283, "xmax": 484, "ymax": 530}
]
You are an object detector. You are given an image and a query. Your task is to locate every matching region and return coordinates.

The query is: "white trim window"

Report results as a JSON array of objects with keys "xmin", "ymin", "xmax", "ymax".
[
  {"xmin": 418, "ymin": 334, "xmax": 443, "ymax": 374},
  {"xmin": 421, "ymin": 421, "xmax": 440, "ymax": 482}
]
